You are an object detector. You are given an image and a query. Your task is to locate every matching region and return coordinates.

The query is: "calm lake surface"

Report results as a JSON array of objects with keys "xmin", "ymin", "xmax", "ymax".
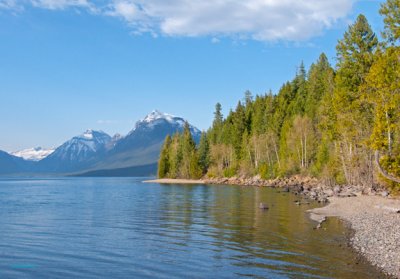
[{"xmin": 0, "ymin": 177, "xmax": 383, "ymax": 278}]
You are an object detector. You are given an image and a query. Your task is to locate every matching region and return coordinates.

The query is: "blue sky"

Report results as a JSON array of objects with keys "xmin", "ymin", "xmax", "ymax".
[{"xmin": 0, "ymin": 0, "xmax": 385, "ymax": 152}]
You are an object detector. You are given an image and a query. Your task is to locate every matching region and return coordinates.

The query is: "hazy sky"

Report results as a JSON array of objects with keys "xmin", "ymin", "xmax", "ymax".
[{"xmin": 0, "ymin": 0, "xmax": 384, "ymax": 152}]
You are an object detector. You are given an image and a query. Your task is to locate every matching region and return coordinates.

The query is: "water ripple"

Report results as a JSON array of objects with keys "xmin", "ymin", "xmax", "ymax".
[{"xmin": 0, "ymin": 177, "xmax": 384, "ymax": 278}]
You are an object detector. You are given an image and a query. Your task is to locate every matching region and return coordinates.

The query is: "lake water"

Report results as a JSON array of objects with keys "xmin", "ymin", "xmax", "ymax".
[{"xmin": 0, "ymin": 177, "xmax": 383, "ymax": 278}]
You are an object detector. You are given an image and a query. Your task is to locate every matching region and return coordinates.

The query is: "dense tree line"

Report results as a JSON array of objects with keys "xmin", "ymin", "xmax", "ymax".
[{"xmin": 158, "ymin": 0, "xmax": 400, "ymax": 189}]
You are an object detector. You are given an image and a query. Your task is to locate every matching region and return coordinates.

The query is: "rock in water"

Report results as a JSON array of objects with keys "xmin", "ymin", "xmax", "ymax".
[
  {"xmin": 282, "ymin": 187, "xmax": 290, "ymax": 193},
  {"xmin": 381, "ymin": 191, "xmax": 389, "ymax": 198},
  {"xmin": 259, "ymin": 203, "xmax": 269, "ymax": 210}
]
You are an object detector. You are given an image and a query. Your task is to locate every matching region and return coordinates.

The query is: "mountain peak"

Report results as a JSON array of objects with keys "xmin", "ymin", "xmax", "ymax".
[
  {"xmin": 142, "ymin": 110, "xmax": 177, "ymax": 123},
  {"xmin": 127, "ymin": 110, "xmax": 199, "ymax": 137},
  {"xmin": 38, "ymin": 129, "xmax": 112, "ymax": 171},
  {"xmin": 79, "ymin": 129, "xmax": 108, "ymax": 140},
  {"xmin": 82, "ymin": 129, "xmax": 94, "ymax": 139}
]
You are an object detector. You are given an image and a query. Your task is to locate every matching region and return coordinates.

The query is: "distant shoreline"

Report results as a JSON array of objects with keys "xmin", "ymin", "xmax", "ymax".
[{"xmin": 143, "ymin": 178, "xmax": 205, "ymax": 184}]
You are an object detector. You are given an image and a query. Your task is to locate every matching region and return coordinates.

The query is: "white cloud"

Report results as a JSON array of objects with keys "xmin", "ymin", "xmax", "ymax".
[
  {"xmin": 106, "ymin": 0, "xmax": 137, "ymax": 21},
  {"xmin": 0, "ymin": 0, "xmax": 22, "ymax": 11},
  {"xmin": 30, "ymin": 0, "xmax": 95, "ymax": 11},
  {"xmin": 106, "ymin": 0, "xmax": 357, "ymax": 41},
  {"xmin": 2, "ymin": 0, "xmax": 357, "ymax": 42},
  {"xmin": 211, "ymin": 37, "xmax": 220, "ymax": 44}
]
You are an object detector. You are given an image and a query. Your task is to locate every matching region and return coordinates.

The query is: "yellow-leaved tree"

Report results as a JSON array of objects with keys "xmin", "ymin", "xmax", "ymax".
[{"xmin": 364, "ymin": 47, "xmax": 400, "ymax": 185}]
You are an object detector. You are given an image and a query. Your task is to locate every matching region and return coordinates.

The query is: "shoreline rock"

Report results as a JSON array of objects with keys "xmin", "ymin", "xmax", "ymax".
[{"xmin": 203, "ymin": 175, "xmax": 390, "ymax": 204}]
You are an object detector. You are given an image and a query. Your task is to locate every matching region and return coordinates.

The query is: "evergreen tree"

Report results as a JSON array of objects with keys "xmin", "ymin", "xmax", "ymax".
[
  {"xmin": 380, "ymin": 0, "xmax": 400, "ymax": 44},
  {"xmin": 305, "ymin": 53, "xmax": 334, "ymax": 121},
  {"xmin": 251, "ymin": 95, "xmax": 267, "ymax": 135},
  {"xmin": 244, "ymin": 90, "xmax": 253, "ymax": 107},
  {"xmin": 198, "ymin": 132, "xmax": 210, "ymax": 174},
  {"xmin": 333, "ymin": 14, "xmax": 378, "ymax": 185},
  {"xmin": 210, "ymin": 103, "xmax": 224, "ymax": 144},
  {"xmin": 158, "ymin": 135, "xmax": 172, "ymax": 178},
  {"xmin": 232, "ymin": 101, "xmax": 247, "ymax": 160},
  {"xmin": 168, "ymin": 133, "xmax": 183, "ymax": 178},
  {"xmin": 244, "ymin": 91, "xmax": 254, "ymax": 134},
  {"xmin": 180, "ymin": 122, "xmax": 197, "ymax": 178},
  {"xmin": 336, "ymin": 14, "xmax": 378, "ymax": 92}
]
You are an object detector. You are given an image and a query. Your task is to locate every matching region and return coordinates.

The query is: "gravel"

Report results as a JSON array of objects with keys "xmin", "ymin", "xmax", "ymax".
[{"xmin": 309, "ymin": 196, "xmax": 400, "ymax": 278}]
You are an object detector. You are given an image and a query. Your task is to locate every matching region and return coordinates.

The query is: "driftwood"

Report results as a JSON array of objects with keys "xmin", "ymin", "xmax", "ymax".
[{"xmin": 375, "ymin": 151, "xmax": 400, "ymax": 183}]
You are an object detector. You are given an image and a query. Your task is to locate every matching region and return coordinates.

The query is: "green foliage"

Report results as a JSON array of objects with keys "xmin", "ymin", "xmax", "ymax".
[
  {"xmin": 380, "ymin": 0, "xmax": 400, "ymax": 44},
  {"xmin": 209, "ymin": 103, "xmax": 224, "ymax": 144},
  {"xmin": 259, "ymin": 163, "xmax": 270, "ymax": 180},
  {"xmin": 335, "ymin": 14, "xmax": 378, "ymax": 88},
  {"xmin": 333, "ymin": 14, "xmax": 377, "ymax": 138},
  {"xmin": 223, "ymin": 167, "xmax": 236, "ymax": 178},
  {"xmin": 306, "ymin": 53, "xmax": 335, "ymax": 121},
  {"xmin": 364, "ymin": 47, "xmax": 400, "ymax": 151},
  {"xmin": 330, "ymin": 14, "xmax": 379, "ymax": 186},
  {"xmin": 158, "ymin": 135, "xmax": 171, "ymax": 178},
  {"xmin": 198, "ymin": 132, "xmax": 210, "ymax": 174},
  {"xmin": 364, "ymin": 46, "xmax": 400, "ymax": 187},
  {"xmin": 168, "ymin": 133, "xmax": 183, "ymax": 178}
]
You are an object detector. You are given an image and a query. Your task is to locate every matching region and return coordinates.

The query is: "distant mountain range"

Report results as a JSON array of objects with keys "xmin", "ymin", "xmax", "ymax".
[
  {"xmin": 11, "ymin": 147, "xmax": 55, "ymax": 161},
  {"xmin": 1, "ymin": 110, "xmax": 201, "ymax": 177}
]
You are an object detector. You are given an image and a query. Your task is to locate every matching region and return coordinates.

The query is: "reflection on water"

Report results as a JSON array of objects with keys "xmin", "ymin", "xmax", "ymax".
[{"xmin": 0, "ymin": 177, "xmax": 383, "ymax": 278}]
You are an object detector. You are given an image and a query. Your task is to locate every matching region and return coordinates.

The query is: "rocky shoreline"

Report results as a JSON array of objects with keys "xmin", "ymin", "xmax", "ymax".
[
  {"xmin": 146, "ymin": 175, "xmax": 399, "ymax": 277},
  {"xmin": 202, "ymin": 175, "xmax": 399, "ymax": 278},
  {"xmin": 203, "ymin": 175, "xmax": 390, "ymax": 203},
  {"xmin": 310, "ymin": 196, "xmax": 400, "ymax": 279}
]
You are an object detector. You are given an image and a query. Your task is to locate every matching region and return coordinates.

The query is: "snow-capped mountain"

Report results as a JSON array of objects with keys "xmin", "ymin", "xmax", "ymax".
[
  {"xmin": 88, "ymin": 110, "xmax": 201, "ymax": 172},
  {"xmin": 11, "ymin": 147, "xmax": 55, "ymax": 161},
  {"xmin": 116, "ymin": 110, "xmax": 201, "ymax": 156},
  {"xmin": 37, "ymin": 129, "xmax": 112, "ymax": 172},
  {"xmin": 131, "ymin": 110, "xmax": 201, "ymax": 135},
  {"xmin": 51, "ymin": 129, "xmax": 111, "ymax": 161},
  {"xmin": 0, "ymin": 111, "xmax": 201, "ymax": 176}
]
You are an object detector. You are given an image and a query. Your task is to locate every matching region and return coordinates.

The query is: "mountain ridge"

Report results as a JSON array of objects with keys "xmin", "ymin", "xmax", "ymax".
[{"xmin": 0, "ymin": 110, "xmax": 201, "ymax": 176}]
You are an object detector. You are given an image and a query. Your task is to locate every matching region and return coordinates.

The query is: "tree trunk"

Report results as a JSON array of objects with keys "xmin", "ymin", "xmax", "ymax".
[
  {"xmin": 339, "ymin": 142, "xmax": 351, "ymax": 184},
  {"xmin": 375, "ymin": 150, "xmax": 400, "ymax": 183},
  {"xmin": 300, "ymin": 138, "xmax": 304, "ymax": 168},
  {"xmin": 273, "ymin": 141, "xmax": 281, "ymax": 169},
  {"xmin": 385, "ymin": 110, "xmax": 392, "ymax": 156},
  {"xmin": 297, "ymin": 146, "xmax": 301, "ymax": 168},
  {"xmin": 304, "ymin": 134, "xmax": 307, "ymax": 169}
]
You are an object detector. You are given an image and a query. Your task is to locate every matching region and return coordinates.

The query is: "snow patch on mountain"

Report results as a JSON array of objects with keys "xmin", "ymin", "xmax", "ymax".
[
  {"xmin": 46, "ymin": 129, "xmax": 112, "ymax": 163},
  {"xmin": 142, "ymin": 110, "xmax": 176, "ymax": 123},
  {"xmin": 12, "ymin": 147, "xmax": 55, "ymax": 161},
  {"xmin": 82, "ymin": 130, "xmax": 94, "ymax": 140},
  {"xmin": 130, "ymin": 110, "xmax": 200, "ymax": 135},
  {"xmin": 68, "ymin": 130, "xmax": 110, "ymax": 152}
]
